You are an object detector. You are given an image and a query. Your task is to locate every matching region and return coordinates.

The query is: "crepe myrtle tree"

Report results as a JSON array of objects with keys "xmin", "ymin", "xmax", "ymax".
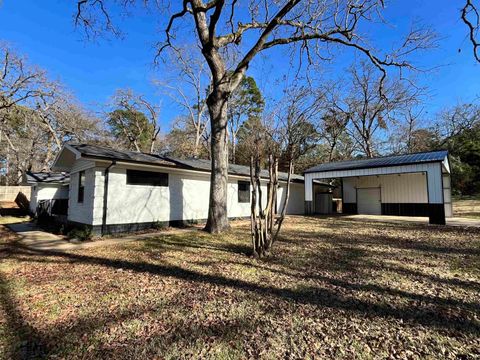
[
  {"xmin": 250, "ymin": 87, "xmax": 319, "ymax": 257},
  {"xmin": 74, "ymin": 0, "xmax": 435, "ymax": 233}
]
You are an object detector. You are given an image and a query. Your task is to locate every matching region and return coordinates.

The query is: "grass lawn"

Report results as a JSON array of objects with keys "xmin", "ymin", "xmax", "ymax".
[
  {"xmin": 1, "ymin": 217, "xmax": 479, "ymax": 359},
  {"xmin": 0, "ymin": 216, "xmax": 30, "ymax": 226},
  {"xmin": 453, "ymin": 196, "xmax": 480, "ymax": 219}
]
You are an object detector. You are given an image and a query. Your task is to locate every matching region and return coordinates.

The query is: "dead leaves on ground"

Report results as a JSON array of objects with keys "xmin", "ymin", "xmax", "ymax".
[{"xmin": 0, "ymin": 218, "xmax": 479, "ymax": 359}]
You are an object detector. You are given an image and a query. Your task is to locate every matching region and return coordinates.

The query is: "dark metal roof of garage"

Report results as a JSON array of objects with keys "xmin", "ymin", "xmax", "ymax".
[{"xmin": 304, "ymin": 150, "xmax": 448, "ymax": 174}]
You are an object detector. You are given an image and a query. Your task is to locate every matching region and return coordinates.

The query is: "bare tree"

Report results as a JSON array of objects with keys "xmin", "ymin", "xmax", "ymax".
[
  {"xmin": 330, "ymin": 62, "xmax": 423, "ymax": 157},
  {"xmin": 0, "ymin": 45, "xmax": 106, "ymax": 185},
  {"xmin": 155, "ymin": 47, "xmax": 210, "ymax": 158},
  {"xmin": 433, "ymin": 102, "xmax": 480, "ymax": 147},
  {"xmin": 75, "ymin": 0, "xmax": 435, "ymax": 233},
  {"xmin": 0, "ymin": 44, "xmax": 54, "ymax": 112},
  {"xmin": 391, "ymin": 108, "xmax": 428, "ymax": 154},
  {"xmin": 461, "ymin": 0, "xmax": 480, "ymax": 62},
  {"xmin": 320, "ymin": 108, "xmax": 350, "ymax": 162},
  {"xmin": 108, "ymin": 89, "xmax": 161, "ymax": 153}
]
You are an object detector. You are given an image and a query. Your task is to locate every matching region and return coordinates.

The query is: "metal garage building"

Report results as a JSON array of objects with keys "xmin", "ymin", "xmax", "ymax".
[{"xmin": 304, "ymin": 150, "xmax": 452, "ymax": 225}]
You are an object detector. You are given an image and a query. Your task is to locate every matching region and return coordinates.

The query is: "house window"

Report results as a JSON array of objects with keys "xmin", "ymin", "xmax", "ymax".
[
  {"xmin": 126, "ymin": 169, "xmax": 168, "ymax": 187},
  {"xmin": 78, "ymin": 171, "xmax": 85, "ymax": 203},
  {"xmin": 238, "ymin": 181, "xmax": 250, "ymax": 203}
]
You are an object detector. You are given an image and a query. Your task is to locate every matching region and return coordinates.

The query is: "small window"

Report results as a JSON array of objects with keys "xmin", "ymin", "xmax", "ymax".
[
  {"xmin": 238, "ymin": 181, "xmax": 250, "ymax": 203},
  {"xmin": 78, "ymin": 171, "xmax": 85, "ymax": 203},
  {"xmin": 126, "ymin": 169, "xmax": 168, "ymax": 187}
]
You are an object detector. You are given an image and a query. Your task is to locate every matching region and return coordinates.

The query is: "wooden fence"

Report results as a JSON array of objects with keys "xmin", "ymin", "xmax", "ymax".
[{"xmin": 0, "ymin": 186, "xmax": 31, "ymax": 202}]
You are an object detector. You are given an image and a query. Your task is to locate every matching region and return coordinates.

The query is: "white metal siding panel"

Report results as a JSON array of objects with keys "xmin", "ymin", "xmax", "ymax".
[
  {"xmin": 443, "ymin": 173, "xmax": 452, "ymax": 217},
  {"xmin": 304, "ymin": 173, "xmax": 314, "ymax": 201},
  {"xmin": 307, "ymin": 162, "xmax": 442, "ymax": 205},
  {"xmin": 443, "ymin": 156, "xmax": 451, "ymax": 173},
  {"xmin": 426, "ymin": 162, "xmax": 443, "ymax": 204},
  {"xmin": 381, "ymin": 173, "xmax": 427, "ymax": 203},
  {"xmin": 307, "ymin": 163, "xmax": 430, "ymax": 179},
  {"xmin": 343, "ymin": 178, "xmax": 357, "ymax": 203},
  {"xmin": 443, "ymin": 188, "xmax": 452, "ymax": 203},
  {"xmin": 342, "ymin": 173, "xmax": 428, "ymax": 204}
]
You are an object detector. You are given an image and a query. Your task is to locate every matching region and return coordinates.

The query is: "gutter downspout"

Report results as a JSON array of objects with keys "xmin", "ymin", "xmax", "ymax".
[{"xmin": 101, "ymin": 161, "xmax": 116, "ymax": 235}]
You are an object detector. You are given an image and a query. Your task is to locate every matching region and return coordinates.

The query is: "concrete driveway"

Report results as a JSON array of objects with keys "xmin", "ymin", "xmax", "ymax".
[
  {"xmin": 340, "ymin": 214, "xmax": 480, "ymax": 228},
  {"xmin": 6, "ymin": 221, "xmax": 197, "ymax": 252}
]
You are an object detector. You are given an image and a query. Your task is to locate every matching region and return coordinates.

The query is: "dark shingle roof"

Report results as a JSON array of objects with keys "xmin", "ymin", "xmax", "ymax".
[
  {"xmin": 26, "ymin": 172, "xmax": 70, "ymax": 184},
  {"xmin": 69, "ymin": 144, "xmax": 177, "ymax": 167},
  {"xmin": 304, "ymin": 150, "xmax": 448, "ymax": 174},
  {"xmin": 67, "ymin": 144, "xmax": 304, "ymax": 182},
  {"xmin": 165, "ymin": 157, "xmax": 305, "ymax": 182}
]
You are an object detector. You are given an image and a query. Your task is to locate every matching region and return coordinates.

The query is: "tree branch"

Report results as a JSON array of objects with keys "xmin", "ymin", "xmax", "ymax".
[{"xmin": 461, "ymin": 0, "xmax": 480, "ymax": 62}]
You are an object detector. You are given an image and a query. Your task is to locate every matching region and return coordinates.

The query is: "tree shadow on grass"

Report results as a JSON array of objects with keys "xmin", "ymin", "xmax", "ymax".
[
  {"xmin": 279, "ymin": 226, "xmax": 480, "ymax": 257},
  {"xmin": 140, "ymin": 232, "xmax": 252, "ymax": 257},
  {"xmin": 0, "ymin": 272, "xmax": 47, "ymax": 359},
  {"xmin": 274, "ymin": 227, "xmax": 480, "ymax": 292},
  {"xmin": 2, "ymin": 219, "xmax": 480, "ymax": 358},
  {"xmin": 4, "ymin": 242, "xmax": 480, "ymax": 335}
]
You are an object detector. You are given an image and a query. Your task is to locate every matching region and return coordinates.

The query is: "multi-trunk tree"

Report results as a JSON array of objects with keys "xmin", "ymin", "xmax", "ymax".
[{"xmin": 249, "ymin": 87, "xmax": 319, "ymax": 257}]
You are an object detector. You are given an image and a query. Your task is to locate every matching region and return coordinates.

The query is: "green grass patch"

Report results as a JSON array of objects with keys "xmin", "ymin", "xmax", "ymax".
[{"xmin": 0, "ymin": 215, "xmax": 30, "ymax": 225}]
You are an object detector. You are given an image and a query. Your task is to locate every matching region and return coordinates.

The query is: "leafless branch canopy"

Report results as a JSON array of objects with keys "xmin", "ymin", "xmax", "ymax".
[
  {"xmin": 0, "ymin": 44, "xmax": 55, "ymax": 111},
  {"xmin": 74, "ymin": 0, "xmax": 436, "ymax": 93}
]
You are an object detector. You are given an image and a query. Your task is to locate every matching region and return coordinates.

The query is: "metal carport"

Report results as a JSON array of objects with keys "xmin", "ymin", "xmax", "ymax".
[{"xmin": 303, "ymin": 151, "xmax": 452, "ymax": 225}]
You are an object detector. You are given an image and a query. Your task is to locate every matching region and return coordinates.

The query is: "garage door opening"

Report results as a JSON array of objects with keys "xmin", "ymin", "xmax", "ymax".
[{"xmin": 357, "ymin": 188, "xmax": 381, "ymax": 215}]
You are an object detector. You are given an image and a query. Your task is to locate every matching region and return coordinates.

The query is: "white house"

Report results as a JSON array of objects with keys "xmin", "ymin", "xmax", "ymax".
[
  {"xmin": 304, "ymin": 150, "xmax": 452, "ymax": 225},
  {"xmin": 26, "ymin": 172, "xmax": 70, "ymax": 217},
  {"xmin": 51, "ymin": 144, "xmax": 314, "ymax": 235}
]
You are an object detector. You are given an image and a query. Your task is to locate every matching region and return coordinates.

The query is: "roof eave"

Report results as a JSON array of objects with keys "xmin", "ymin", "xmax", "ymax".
[{"xmin": 304, "ymin": 158, "xmax": 447, "ymax": 175}]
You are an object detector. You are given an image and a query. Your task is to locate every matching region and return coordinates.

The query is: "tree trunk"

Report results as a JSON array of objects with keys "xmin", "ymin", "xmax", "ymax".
[
  {"xmin": 204, "ymin": 88, "xmax": 230, "ymax": 233},
  {"xmin": 42, "ymin": 136, "xmax": 54, "ymax": 172},
  {"xmin": 194, "ymin": 125, "xmax": 201, "ymax": 158},
  {"xmin": 365, "ymin": 137, "xmax": 373, "ymax": 158},
  {"xmin": 273, "ymin": 158, "xmax": 292, "ymax": 244},
  {"xmin": 232, "ymin": 132, "xmax": 236, "ymax": 164}
]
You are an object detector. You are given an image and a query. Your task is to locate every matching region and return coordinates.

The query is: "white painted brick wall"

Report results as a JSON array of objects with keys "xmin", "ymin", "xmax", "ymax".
[{"xmin": 71, "ymin": 164, "xmax": 305, "ymax": 226}]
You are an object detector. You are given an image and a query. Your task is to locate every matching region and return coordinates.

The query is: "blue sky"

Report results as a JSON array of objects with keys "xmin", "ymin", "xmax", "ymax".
[{"xmin": 0, "ymin": 0, "xmax": 478, "ymax": 131}]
